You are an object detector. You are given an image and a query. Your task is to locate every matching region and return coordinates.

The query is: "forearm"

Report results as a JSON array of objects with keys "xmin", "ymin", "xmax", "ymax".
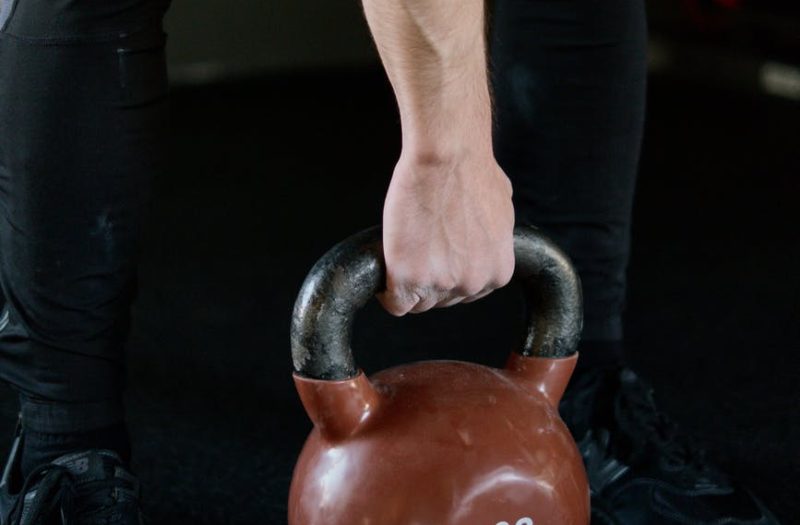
[
  {"xmin": 361, "ymin": 0, "xmax": 492, "ymax": 162},
  {"xmin": 363, "ymin": 0, "xmax": 513, "ymax": 317}
]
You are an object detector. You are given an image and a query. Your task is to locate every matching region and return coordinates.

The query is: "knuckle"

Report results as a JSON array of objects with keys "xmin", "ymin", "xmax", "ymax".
[
  {"xmin": 386, "ymin": 263, "xmax": 416, "ymax": 287},
  {"xmin": 430, "ymin": 273, "xmax": 457, "ymax": 292},
  {"xmin": 456, "ymin": 274, "xmax": 486, "ymax": 297},
  {"xmin": 494, "ymin": 256, "xmax": 515, "ymax": 287},
  {"xmin": 464, "ymin": 282, "xmax": 486, "ymax": 298},
  {"xmin": 410, "ymin": 301, "xmax": 435, "ymax": 314},
  {"xmin": 390, "ymin": 272, "xmax": 424, "ymax": 294},
  {"xmin": 379, "ymin": 288, "xmax": 416, "ymax": 317},
  {"xmin": 494, "ymin": 270, "xmax": 513, "ymax": 288},
  {"xmin": 383, "ymin": 299, "xmax": 409, "ymax": 317}
]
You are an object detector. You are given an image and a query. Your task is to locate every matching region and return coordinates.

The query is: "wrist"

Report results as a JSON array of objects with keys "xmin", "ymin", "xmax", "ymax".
[
  {"xmin": 396, "ymin": 65, "xmax": 493, "ymax": 164},
  {"xmin": 399, "ymin": 142, "xmax": 493, "ymax": 172},
  {"xmin": 399, "ymin": 109, "xmax": 494, "ymax": 167},
  {"xmin": 396, "ymin": 138, "xmax": 499, "ymax": 186}
]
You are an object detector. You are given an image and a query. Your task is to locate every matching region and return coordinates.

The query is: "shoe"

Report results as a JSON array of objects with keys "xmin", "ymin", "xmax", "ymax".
[
  {"xmin": 0, "ymin": 420, "xmax": 143, "ymax": 525},
  {"xmin": 560, "ymin": 367, "xmax": 781, "ymax": 524},
  {"xmin": 0, "ymin": 309, "xmax": 9, "ymax": 333}
]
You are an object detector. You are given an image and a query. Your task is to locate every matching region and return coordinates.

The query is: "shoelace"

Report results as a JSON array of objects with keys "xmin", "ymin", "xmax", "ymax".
[
  {"xmin": 7, "ymin": 464, "xmax": 77, "ymax": 525},
  {"xmin": 617, "ymin": 375, "xmax": 710, "ymax": 474}
]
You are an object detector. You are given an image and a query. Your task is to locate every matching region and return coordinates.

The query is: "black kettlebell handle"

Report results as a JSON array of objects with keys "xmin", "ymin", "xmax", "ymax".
[{"xmin": 291, "ymin": 225, "xmax": 583, "ymax": 380}]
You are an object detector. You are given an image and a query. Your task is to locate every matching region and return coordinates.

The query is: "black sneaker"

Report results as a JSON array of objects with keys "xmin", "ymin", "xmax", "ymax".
[
  {"xmin": 0, "ymin": 309, "xmax": 9, "ymax": 333},
  {"xmin": 0, "ymin": 421, "xmax": 143, "ymax": 525},
  {"xmin": 560, "ymin": 367, "xmax": 781, "ymax": 525}
]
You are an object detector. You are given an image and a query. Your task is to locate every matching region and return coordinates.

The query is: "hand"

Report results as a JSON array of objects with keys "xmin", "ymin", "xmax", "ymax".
[{"xmin": 378, "ymin": 150, "xmax": 515, "ymax": 316}]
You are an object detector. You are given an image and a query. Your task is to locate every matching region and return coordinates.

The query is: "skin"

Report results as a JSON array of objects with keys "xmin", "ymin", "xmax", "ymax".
[{"xmin": 362, "ymin": 0, "xmax": 515, "ymax": 316}]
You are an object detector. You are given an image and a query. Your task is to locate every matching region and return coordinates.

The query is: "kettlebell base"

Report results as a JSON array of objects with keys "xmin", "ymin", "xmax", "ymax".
[{"xmin": 289, "ymin": 359, "xmax": 589, "ymax": 525}]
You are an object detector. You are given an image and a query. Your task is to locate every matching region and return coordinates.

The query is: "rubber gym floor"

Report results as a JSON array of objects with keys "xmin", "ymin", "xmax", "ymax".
[{"xmin": 0, "ymin": 69, "xmax": 796, "ymax": 524}]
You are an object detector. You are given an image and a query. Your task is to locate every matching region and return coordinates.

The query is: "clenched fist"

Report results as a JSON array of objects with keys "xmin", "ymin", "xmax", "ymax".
[{"xmin": 378, "ymin": 150, "xmax": 515, "ymax": 316}]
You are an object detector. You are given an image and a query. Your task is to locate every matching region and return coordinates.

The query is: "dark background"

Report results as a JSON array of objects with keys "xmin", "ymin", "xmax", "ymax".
[{"xmin": 2, "ymin": 1, "xmax": 798, "ymax": 523}]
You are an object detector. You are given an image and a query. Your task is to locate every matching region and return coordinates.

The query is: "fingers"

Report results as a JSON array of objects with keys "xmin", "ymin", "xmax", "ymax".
[
  {"xmin": 378, "ymin": 266, "xmax": 513, "ymax": 317},
  {"xmin": 461, "ymin": 288, "xmax": 493, "ymax": 304},
  {"xmin": 376, "ymin": 289, "xmax": 415, "ymax": 317},
  {"xmin": 377, "ymin": 152, "xmax": 517, "ymax": 318},
  {"xmin": 434, "ymin": 295, "xmax": 465, "ymax": 308},
  {"xmin": 377, "ymin": 283, "xmax": 448, "ymax": 317}
]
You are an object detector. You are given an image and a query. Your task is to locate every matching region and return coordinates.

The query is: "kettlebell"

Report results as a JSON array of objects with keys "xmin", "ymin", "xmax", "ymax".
[{"xmin": 289, "ymin": 225, "xmax": 589, "ymax": 525}]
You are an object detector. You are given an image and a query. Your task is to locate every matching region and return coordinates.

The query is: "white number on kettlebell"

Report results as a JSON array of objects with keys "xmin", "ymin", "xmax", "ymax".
[{"xmin": 495, "ymin": 518, "xmax": 534, "ymax": 525}]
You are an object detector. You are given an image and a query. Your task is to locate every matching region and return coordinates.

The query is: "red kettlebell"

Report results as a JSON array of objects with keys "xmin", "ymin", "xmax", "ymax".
[{"xmin": 289, "ymin": 225, "xmax": 589, "ymax": 525}]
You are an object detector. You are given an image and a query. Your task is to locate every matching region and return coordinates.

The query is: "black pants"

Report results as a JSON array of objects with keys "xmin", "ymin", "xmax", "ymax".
[
  {"xmin": 492, "ymin": 0, "xmax": 647, "ymax": 342},
  {"xmin": 0, "ymin": 0, "xmax": 170, "ymax": 432},
  {"xmin": 0, "ymin": 0, "xmax": 645, "ymax": 432}
]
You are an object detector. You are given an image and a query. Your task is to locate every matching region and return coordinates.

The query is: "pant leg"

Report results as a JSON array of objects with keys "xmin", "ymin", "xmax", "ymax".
[
  {"xmin": 490, "ymin": 0, "xmax": 647, "ymax": 342},
  {"xmin": 0, "ymin": 0, "xmax": 170, "ymax": 432}
]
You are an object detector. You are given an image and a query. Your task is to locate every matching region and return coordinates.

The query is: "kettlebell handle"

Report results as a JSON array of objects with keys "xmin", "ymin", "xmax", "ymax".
[{"xmin": 291, "ymin": 225, "xmax": 583, "ymax": 380}]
